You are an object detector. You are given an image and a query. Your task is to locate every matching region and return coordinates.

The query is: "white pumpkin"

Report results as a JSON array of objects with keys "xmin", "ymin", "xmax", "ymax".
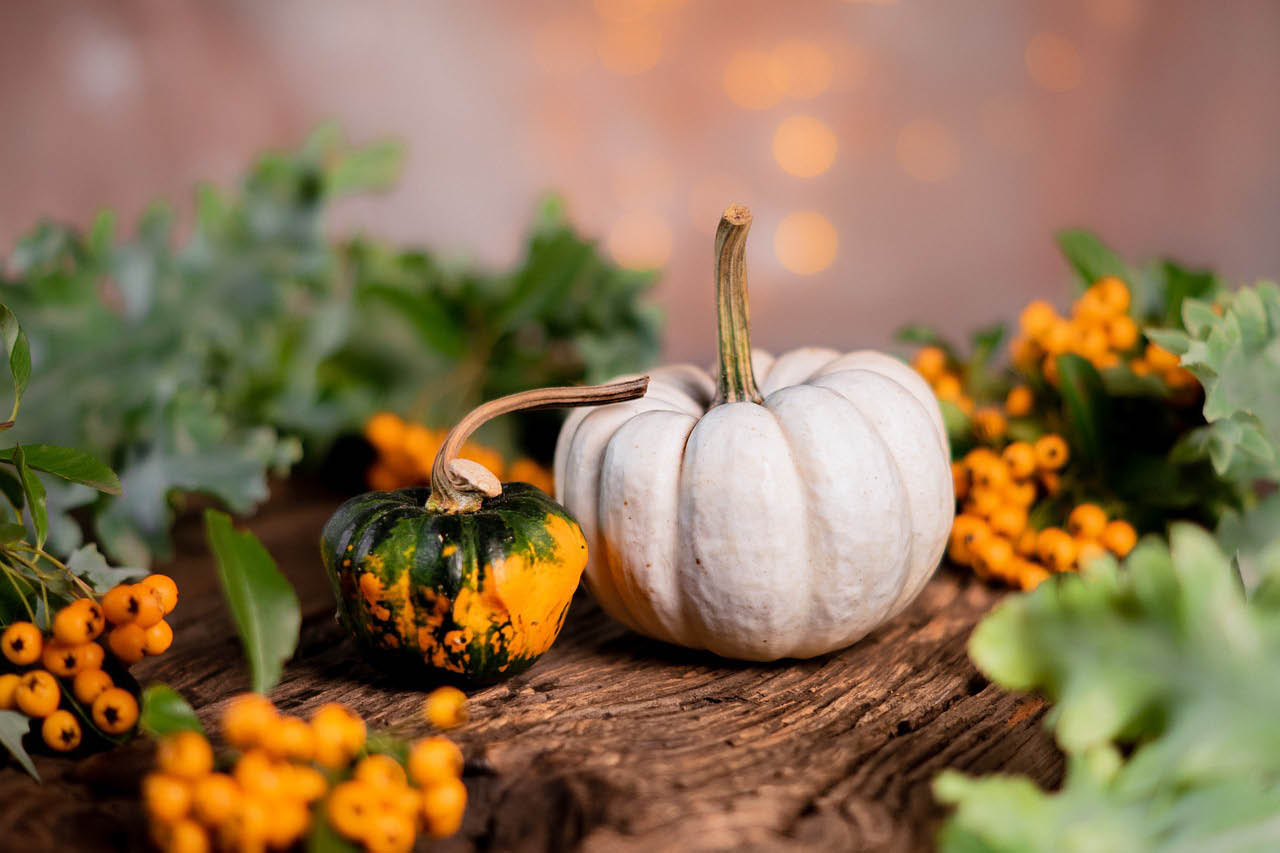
[{"xmin": 553, "ymin": 205, "xmax": 953, "ymax": 661}]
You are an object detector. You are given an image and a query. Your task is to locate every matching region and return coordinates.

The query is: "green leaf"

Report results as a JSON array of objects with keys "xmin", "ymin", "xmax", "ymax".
[
  {"xmin": 12, "ymin": 446, "xmax": 47, "ymax": 548},
  {"xmin": 66, "ymin": 543, "xmax": 145, "ymax": 592},
  {"xmin": 1054, "ymin": 354, "xmax": 1107, "ymax": 466},
  {"xmin": 139, "ymin": 685, "xmax": 205, "ymax": 737},
  {"xmin": 0, "ymin": 305, "xmax": 31, "ymax": 426},
  {"xmin": 1055, "ymin": 230, "xmax": 1130, "ymax": 290},
  {"xmin": 0, "ymin": 711, "xmax": 37, "ymax": 781},
  {"xmin": 0, "ymin": 445, "xmax": 120, "ymax": 494},
  {"xmin": 0, "ymin": 468, "xmax": 23, "ymax": 515},
  {"xmin": 307, "ymin": 804, "xmax": 361, "ymax": 853},
  {"xmin": 0, "ymin": 522, "xmax": 27, "ymax": 544},
  {"xmin": 204, "ymin": 509, "xmax": 300, "ymax": 694},
  {"xmin": 1159, "ymin": 260, "xmax": 1219, "ymax": 328}
]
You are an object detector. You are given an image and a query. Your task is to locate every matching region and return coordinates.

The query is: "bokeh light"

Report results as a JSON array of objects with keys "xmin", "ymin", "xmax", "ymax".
[
  {"xmin": 896, "ymin": 119, "xmax": 957, "ymax": 183},
  {"xmin": 771, "ymin": 41, "xmax": 835, "ymax": 100},
  {"xmin": 608, "ymin": 212, "xmax": 673, "ymax": 269},
  {"xmin": 1025, "ymin": 33, "xmax": 1083, "ymax": 92},
  {"xmin": 772, "ymin": 116, "xmax": 838, "ymax": 178},
  {"xmin": 774, "ymin": 211, "xmax": 838, "ymax": 276},
  {"xmin": 724, "ymin": 50, "xmax": 786, "ymax": 110}
]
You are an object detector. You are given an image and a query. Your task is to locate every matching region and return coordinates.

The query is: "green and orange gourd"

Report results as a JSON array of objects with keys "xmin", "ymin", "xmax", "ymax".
[{"xmin": 321, "ymin": 378, "xmax": 649, "ymax": 682}]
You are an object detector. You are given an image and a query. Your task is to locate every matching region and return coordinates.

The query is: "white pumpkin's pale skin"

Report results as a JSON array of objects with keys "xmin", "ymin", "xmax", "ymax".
[
  {"xmin": 553, "ymin": 205, "xmax": 953, "ymax": 662},
  {"xmin": 554, "ymin": 348, "xmax": 952, "ymax": 661}
]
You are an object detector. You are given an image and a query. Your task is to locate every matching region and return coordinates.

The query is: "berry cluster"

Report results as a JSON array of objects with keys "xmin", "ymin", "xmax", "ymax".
[
  {"xmin": 0, "ymin": 574, "xmax": 178, "ymax": 751},
  {"xmin": 951, "ymin": 441, "xmax": 1136, "ymax": 589},
  {"xmin": 144, "ymin": 689, "xmax": 468, "ymax": 853},
  {"xmin": 363, "ymin": 411, "xmax": 553, "ymax": 494}
]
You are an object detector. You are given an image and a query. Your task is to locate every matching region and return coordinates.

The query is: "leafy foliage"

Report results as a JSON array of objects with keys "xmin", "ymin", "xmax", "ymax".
[
  {"xmin": 2, "ymin": 128, "xmax": 660, "ymax": 566},
  {"xmin": 936, "ymin": 525, "xmax": 1280, "ymax": 852},
  {"xmin": 204, "ymin": 509, "xmax": 300, "ymax": 695},
  {"xmin": 139, "ymin": 684, "xmax": 205, "ymax": 737}
]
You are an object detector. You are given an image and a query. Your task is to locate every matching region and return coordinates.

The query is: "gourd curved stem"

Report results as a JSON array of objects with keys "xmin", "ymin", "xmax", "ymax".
[
  {"xmin": 427, "ymin": 376, "xmax": 650, "ymax": 514},
  {"xmin": 713, "ymin": 204, "xmax": 763, "ymax": 406}
]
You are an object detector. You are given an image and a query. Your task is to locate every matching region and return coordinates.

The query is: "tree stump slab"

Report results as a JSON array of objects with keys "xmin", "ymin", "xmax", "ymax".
[{"xmin": 0, "ymin": 483, "xmax": 1062, "ymax": 851}]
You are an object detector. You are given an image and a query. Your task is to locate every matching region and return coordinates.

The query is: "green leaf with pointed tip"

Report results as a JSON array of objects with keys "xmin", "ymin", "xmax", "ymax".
[
  {"xmin": 1056, "ymin": 230, "xmax": 1131, "ymax": 290},
  {"xmin": 12, "ymin": 446, "xmax": 47, "ymax": 548},
  {"xmin": 1054, "ymin": 354, "xmax": 1107, "ymax": 466},
  {"xmin": 0, "ymin": 445, "xmax": 120, "ymax": 494},
  {"xmin": 0, "ymin": 711, "xmax": 37, "ymax": 781},
  {"xmin": 204, "ymin": 509, "xmax": 300, "ymax": 694},
  {"xmin": 0, "ymin": 306, "xmax": 31, "ymax": 426},
  {"xmin": 140, "ymin": 685, "xmax": 205, "ymax": 737}
]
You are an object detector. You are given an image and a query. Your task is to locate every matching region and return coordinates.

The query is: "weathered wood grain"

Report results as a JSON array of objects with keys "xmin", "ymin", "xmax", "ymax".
[{"xmin": 0, "ymin": 481, "xmax": 1062, "ymax": 851}]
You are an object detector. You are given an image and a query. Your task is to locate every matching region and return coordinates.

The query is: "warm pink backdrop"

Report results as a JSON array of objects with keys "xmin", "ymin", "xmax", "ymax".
[{"xmin": 3, "ymin": 0, "xmax": 1278, "ymax": 363}]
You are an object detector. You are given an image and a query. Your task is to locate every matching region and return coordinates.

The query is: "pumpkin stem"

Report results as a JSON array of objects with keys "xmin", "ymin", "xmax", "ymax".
[
  {"xmin": 713, "ymin": 204, "xmax": 763, "ymax": 406},
  {"xmin": 427, "ymin": 377, "xmax": 651, "ymax": 513}
]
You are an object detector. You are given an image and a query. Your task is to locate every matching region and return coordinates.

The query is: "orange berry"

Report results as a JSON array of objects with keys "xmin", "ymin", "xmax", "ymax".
[
  {"xmin": 1033, "ymin": 435, "xmax": 1069, "ymax": 471},
  {"xmin": 1018, "ymin": 563, "xmax": 1052, "ymax": 590},
  {"xmin": 1041, "ymin": 320, "xmax": 1074, "ymax": 356},
  {"xmin": 328, "ymin": 780, "xmax": 377, "ymax": 841},
  {"xmin": 425, "ymin": 686, "xmax": 469, "ymax": 730},
  {"xmin": 1066, "ymin": 503, "xmax": 1108, "ymax": 540},
  {"xmin": 1093, "ymin": 277, "xmax": 1130, "ymax": 314},
  {"xmin": 143, "ymin": 620, "xmax": 174, "ymax": 655},
  {"xmin": 233, "ymin": 749, "xmax": 283, "ymax": 799},
  {"xmin": 1014, "ymin": 529, "xmax": 1039, "ymax": 557},
  {"xmin": 42, "ymin": 709, "xmax": 82, "ymax": 752},
  {"xmin": 1004, "ymin": 385, "xmax": 1034, "ymax": 417},
  {"xmin": 222, "ymin": 694, "xmax": 277, "ymax": 750},
  {"xmin": 364, "ymin": 412, "xmax": 406, "ymax": 453},
  {"xmin": 42, "ymin": 642, "xmax": 89, "ymax": 677},
  {"xmin": 912, "ymin": 346, "xmax": 948, "ymax": 383},
  {"xmin": 366, "ymin": 808, "xmax": 416, "ymax": 852},
  {"xmin": 280, "ymin": 763, "xmax": 328, "ymax": 802},
  {"xmin": 141, "ymin": 574, "xmax": 179, "ymax": 615},
  {"xmin": 1019, "ymin": 300, "xmax": 1059, "ymax": 340},
  {"xmin": 1042, "ymin": 354, "xmax": 1061, "ymax": 385},
  {"xmin": 311, "ymin": 703, "xmax": 366, "ymax": 768},
  {"xmin": 1073, "ymin": 288, "xmax": 1112, "ymax": 324},
  {"xmin": 1038, "ymin": 530, "xmax": 1077, "ymax": 572},
  {"xmin": 101, "ymin": 585, "xmax": 136, "ymax": 625},
  {"xmin": 157, "ymin": 731, "xmax": 214, "ymax": 779},
  {"xmin": 1000, "ymin": 442, "xmax": 1036, "ymax": 480},
  {"xmin": 2, "ymin": 622, "xmax": 42, "ymax": 666},
  {"xmin": 15, "ymin": 670, "xmax": 60, "ymax": 717},
  {"xmin": 53, "ymin": 598, "xmax": 105, "ymax": 645},
  {"xmin": 1074, "ymin": 324, "xmax": 1110, "ymax": 361},
  {"xmin": 507, "ymin": 458, "xmax": 555, "ymax": 495},
  {"xmin": 131, "ymin": 588, "xmax": 165, "ymax": 629},
  {"xmin": 967, "ymin": 488, "xmax": 1003, "ymax": 519},
  {"xmin": 143, "ymin": 773, "xmax": 192, "ymax": 823},
  {"xmin": 108, "ymin": 623, "xmax": 147, "ymax": 665},
  {"xmin": 1130, "ymin": 358, "xmax": 1151, "ymax": 377},
  {"xmin": 409, "ymin": 736, "xmax": 464, "ymax": 787},
  {"xmin": 1145, "ymin": 342, "xmax": 1180, "ymax": 371},
  {"xmin": 1010, "ymin": 336, "xmax": 1041, "ymax": 372},
  {"xmin": 354, "ymin": 753, "xmax": 407, "ymax": 789},
  {"xmin": 1164, "ymin": 366, "xmax": 1199, "ymax": 391},
  {"xmin": 989, "ymin": 505, "xmax": 1028, "ymax": 540},
  {"xmin": 263, "ymin": 798, "xmax": 311, "ymax": 850},
  {"xmin": 163, "ymin": 819, "xmax": 209, "ymax": 853},
  {"xmin": 948, "ymin": 515, "xmax": 990, "ymax": 566},
  {"xmin": 1090, "ymin": 351, "xmax": 1120, "ymax": 371},
  {"xmin": 1102, "ymin": 520, "xmax": 1138, "ymax": 557},
  {"xmin": 265, "ymin": 715, "xmax": 315, "ymax": 763},
  {"xmin": 92, "ymin": 687, "xmax": 139, "ymax": 734},
  {"xmin": 1003, "ymin": 480, "xmax": 1037, "ymax": 508},
  {"xmin": 0, "ymin": 673, "xmax": 20, "ymax": 710},
  {"xmin": 973, "ymin": 536, "xmax": 1015, "ymax": 581},
  {"xmin": 970, "ymin": 458, "xmax": 1011, "ymax": 492},
  {"xmin": 933, "ymin": 373, "xmax": 963, "ymax": 401},
  {"xmin": 1076, "ymin": 539, "xmax": 1108, "ymax": 568},
  {"xmin": 951, "ymin": 461, "xmax": 969, "ymax": 501},
  {"xmin": 1035, "ymin": 528, "xmax": 1071, "ymax": 562},
  {"xmin": 192, "ymin": 773, "xmax": 241, "ymax": 826},
  {"xmin": 73, "ymin": 668, "xmax": 114, "ymax": 705},
  {"xmin": 421, "ymin": 776, "xmax": 468, "ymax": 839},
  {"xmin": 1039, "ymin": 470, "xmax": 1062, "ymax": 496},
  {"xmin": 1105, "ymin": 315, "xmax": 1139, "ymax": 351},
  {"xmin": 218, "ymin": 798, "xmax": 268, "ymax": 853},
  {"xmin": 79, "ymin": 641, "xmax": 105, "ymax": 670},
  {"xmin": 973, "ymin": 408, "xmax": 1007, "ymax": 443}
]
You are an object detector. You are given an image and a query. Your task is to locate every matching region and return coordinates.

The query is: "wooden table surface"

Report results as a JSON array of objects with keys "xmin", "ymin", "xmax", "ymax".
[{"xmin": 0, "ymin": 480, "xmax": 1062, "ymax": 852}]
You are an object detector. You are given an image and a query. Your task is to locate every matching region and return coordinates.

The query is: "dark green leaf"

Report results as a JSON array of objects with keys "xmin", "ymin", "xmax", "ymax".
[
  {"xmin": 0, "ymin": 468, "xmax": 23, "ymax": 515},
  {"xmin": 1055, "ymin": 229, "xmax": 1130, "ymax": 290},
  {"xmin": 204, "ymin": 509, "xmax": 300, "ymax": 694},
  {"xmin": 0, "ymin": 522, "xmax": 26, "ymax": 544},
  {"xmin": 0, "ymin": 711, "xmax": 37, "ymax": 781},
  {"xmin": 12, "ymin": 446, "xmax": 47, "ymax": 548},
  {"xmin": 895, "ymin": 324, "xmax": 958, "ymax": 360},
  {"xmin": 0, "ymin": 305, "xmax": 31, "ymax": 426},
  {"xmin": 139, "ymin": 685, "xmax": 205, "ymax": 737},
  {"xmin": 0, "ymin": 445, "xmax": 120, "ymax": 494},
  {"xmin": 359, "ymin": 283, "xmax": 466, "ymax": 359},
  {"xmin": 307, "ymin": 804, "xmax": 361, "ymax": 853},
  {"xmin": 1054, "ymin": 354, "xmax": 1108, "ymax": 466},
  {"xmin": 1159, "ymin": 260, "xmax": 1219, "ymax": 328}
]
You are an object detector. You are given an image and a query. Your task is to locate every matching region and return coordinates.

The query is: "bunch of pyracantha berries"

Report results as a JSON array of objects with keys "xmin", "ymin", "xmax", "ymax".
[
  {"xmin": 144, "ymin": 687, "xmax": 470, "ymax": 853},
  {"xmin": 0, "ymin": 575, "xmax": 178, "ymax": 750}
]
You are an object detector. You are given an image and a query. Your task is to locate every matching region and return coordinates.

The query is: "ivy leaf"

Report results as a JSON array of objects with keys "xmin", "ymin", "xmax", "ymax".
[
  {"xmin": 0, "ymin": 445, "xmax": 120, "ymax": 494},
  {"xmin": 0, "ymin": 305, "xmax": 31, "ymax": 428},
  {"xmin": 204, "ymin": 509, "xmax": 300, "ymax": 694},
  {"xmin": 1055, "ymin": 230, "xmax": 1131, "ymax": 291},
  {"xmin": 139, "ymin": 685, "xmax": 205, "ymax": 737},
  {"xmin": 0, "ymin": 711, "xmax": 37, "ymax": 781},
  {"xmin": 12, "ymin": 446, "xmax": 47, "ymax": 548}
]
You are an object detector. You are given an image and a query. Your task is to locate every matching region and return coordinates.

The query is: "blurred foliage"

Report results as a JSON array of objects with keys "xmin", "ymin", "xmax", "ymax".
[
  {"xmin": 0, "ymin": 126, "xmax": 661, "ymax": 566},
  {"xmin": 936, "ymin": 525, "xmax": 1280, "ymax": 852}
]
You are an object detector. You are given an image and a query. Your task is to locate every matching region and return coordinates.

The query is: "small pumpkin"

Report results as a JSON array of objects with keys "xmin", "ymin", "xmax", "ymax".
[
  {"xmin": 321, "ymin": 378, "xmax": 648, "ymax": 682},
  {"xmin": 553, "ymin": 205, "xmax": 954, "ymax": 661}
]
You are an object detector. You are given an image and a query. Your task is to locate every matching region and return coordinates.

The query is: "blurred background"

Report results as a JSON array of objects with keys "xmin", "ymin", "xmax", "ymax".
[{"xmin": 5, "ymin": 0, "xmax": 1279, "ymax": 363}]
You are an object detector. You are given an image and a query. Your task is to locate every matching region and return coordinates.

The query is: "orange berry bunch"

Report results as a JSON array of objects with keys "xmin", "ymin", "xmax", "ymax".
[
  {"xmin": 144, "ymin": 692, "xmax": 468, "ymax": 853},
  {"xmin": 0, "ymin": 574, "xmax": 177, "ymax": 752},
  {"xmin": 1009, "ymin": 276, "xmax": 1196, "ymax": 392},
  {"xmin": 912, "ymin": 346, "xmax": 976, "ymax": 417},
  {"xmin": 363, "ymin": 411, "xmax": 554, "ymax": 494}
]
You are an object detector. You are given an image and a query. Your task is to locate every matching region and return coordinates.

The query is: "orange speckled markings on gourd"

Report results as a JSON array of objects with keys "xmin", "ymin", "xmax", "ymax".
[{"xmin": 320, "ymin": 377, "xmax": 648, "ymax": 683}]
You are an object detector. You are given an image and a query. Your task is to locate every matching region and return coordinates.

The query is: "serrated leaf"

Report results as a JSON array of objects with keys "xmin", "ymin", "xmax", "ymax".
[
  {"xmin": 204, "ymin": 509, "xmax": 300, "ymax": 694},
  {"xmin": 139, "ymin": 685, "xmax": 205, "ymax": 737},
  {"xmin": 0, "ymin": 445, "xmax": 120, "ymax": 494},
  {"xmin": 0, "ymin": 711, "xmax": 37, "ymax": 781}
]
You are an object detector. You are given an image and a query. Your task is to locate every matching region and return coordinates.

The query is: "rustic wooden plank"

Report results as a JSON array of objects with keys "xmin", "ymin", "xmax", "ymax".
[{"xmin": 0, "ymin": 482, "xmax": 1063, "ymax": 851}]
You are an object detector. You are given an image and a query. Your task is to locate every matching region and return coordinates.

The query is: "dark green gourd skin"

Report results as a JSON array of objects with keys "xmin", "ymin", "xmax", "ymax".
[{"xmin": 321, "ymin": 484, "xmax": 588, "ymax": 683}]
